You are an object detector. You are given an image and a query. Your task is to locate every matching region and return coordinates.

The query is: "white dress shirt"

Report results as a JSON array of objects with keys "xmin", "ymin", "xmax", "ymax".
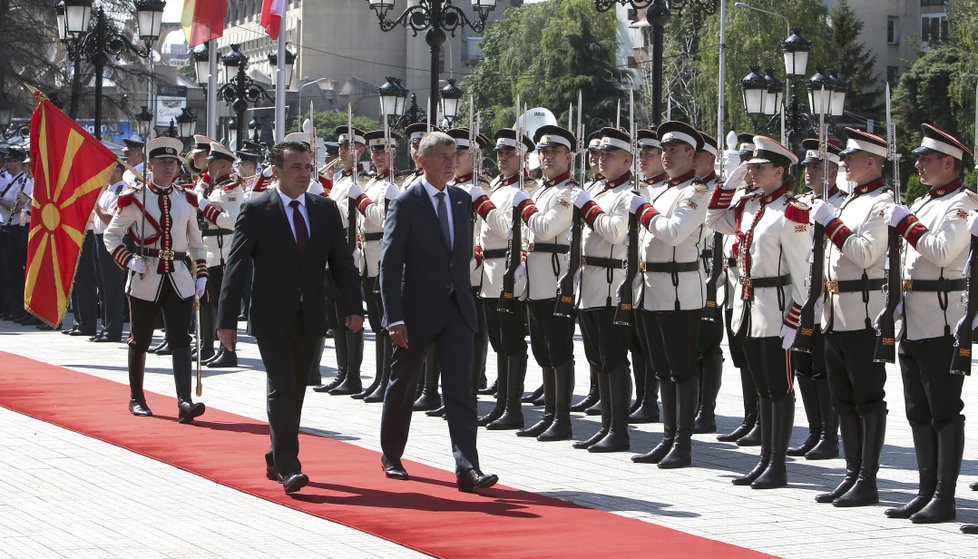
[
  {"xmin": 278, "ymin": 187, "xmax": 310, "ymax": 242},
  {"xmin": 423, "ymin": 178, "xmax": 454, "ymax": 248}
]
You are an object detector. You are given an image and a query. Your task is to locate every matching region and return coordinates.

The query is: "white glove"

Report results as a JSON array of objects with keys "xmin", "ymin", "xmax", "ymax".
[
  {"xmin": 385, "ymin": 183, "xmax": 399, "ymax": 201},
  {"xmin": 194, "ymin": 277, "xmax": 207, "ymax": 299},
  {"xmin": 780, "ymin": 324, "xmax": 797, "ymax": 350},
  {"xmin": 468, "ymin": 185, "xmax": 485, "ymax": 201},
  {"xmin": 347, "ymin": 182, "xmax": 364, "ymax": 199},
  {"xmin": 198, "ymin": 197, "xmax": 211, "ymax": 211},
  {"xmin": 573, "ymin": 267, "xmax": 582, "ymax": 291},
  {"xmin": 629, "ymin": 194, "xmax": 648, "ymax": 214},
  {"xmin": 874, "ymin": 301, "xmax": 904, "ymax": 331},
  {"xmin": 968, "ymin": 211, "xmax": 978, "ymax": 236},
  {"xmin": 573, "ymin": 189, "xmax": 592, "ymax": 209},
  {"xmin": 512, "ymin": 189, "xmax": 531, "ymax": 207},
  {"xmin": 352, "ymin": 248, "xmax": 362, "ymax": 270},
  {"xmin": 514, "ymin": 262, "xmax": 526, "ymax": 284},
  {"xmin": 632, "ymin": 271, "xmax": 644, "ymax": 293},
  {"xmin": 721, "ymin": 162, "xmax": 750, "ymax": 191},
  {"xmin": 810, "ymin": 198, "xmax": 836, "ymax": 226},
  {"xmin": 885, "ymin": 204, "xmax": 911, "ymax": 227},
  {"xmin": 127, "ymin": 256, "xmax": 146, "ymax": 274}
]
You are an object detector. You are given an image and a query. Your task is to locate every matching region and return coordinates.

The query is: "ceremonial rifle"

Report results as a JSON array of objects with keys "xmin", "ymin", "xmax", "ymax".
[
  {"xmin": 498, "ymin": 96, "xmax": 523, "ymax": 314},
  {"xmin": 791, "ymin": 86, "xmax": 830, "ymax": 375},
  {"xmin": 950, "ymin": 82, "xmax": 978, "ymax": 376},
  {"xmin": 346, "ymin": 103, "xmax": 358, "ymax": 253},
  {"xmin": 613, "ymin": 88, "xmax": 638, "ymax": 326},
  {"xmin": 555, "ymin": 91, "xmax": 585, "ymax": 318},
  {"xmin": 874, "ymin": 84, "xmax": 901, "ymax": 363},
  {"xmin": 703, "ymin": 84, "xmax": 728, "ymax": 324}
]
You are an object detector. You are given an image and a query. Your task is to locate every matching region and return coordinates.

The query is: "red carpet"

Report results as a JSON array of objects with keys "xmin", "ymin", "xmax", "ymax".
[{"xmin": 0, "ymin": 351, "xmax": 776, "ymax": 559}]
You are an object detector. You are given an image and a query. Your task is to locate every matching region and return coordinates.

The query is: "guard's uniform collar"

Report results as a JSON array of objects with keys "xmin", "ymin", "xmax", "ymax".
[
  {"xmin": 454, "ymin": 172, "xmax": 473, "ymax": 184},
  {"xmin": 927, "ymin": 178, "xmax": 963, "ymax": 199},
  {"xmin": 148, "ymin": 182, "xmax": 173, "ymax": 194},
  {"xmin": 543, "ymin": 171, "xmax": 571, "ymax": 187},
  {"xmin": 603, "ymin": 171, "xmax": 632, "ymax": 190},
  {"xmin": 700, "ymin": 171, "xmax": 718, "ymax": 184},
  {"xmin": 854, "ymin": 177, "xmax": 886, "ymax": 195},
  {"xmin": 500, "ymin": 174, "xmax": 523, "ymax": 187},
  {"xmin": 667, "ymin": 170, "xmax": 696, "ymax": 187},
  {"xmin": 644, "ymin": 172, "xmax": 667, "ymax": 184},
  {"xmin": 341, "ymin": 163, "xmax": 366, "ymax": 177},
  {"xmin": 760, "ymin": 186, "xmax": 788, "ymax": 205}
]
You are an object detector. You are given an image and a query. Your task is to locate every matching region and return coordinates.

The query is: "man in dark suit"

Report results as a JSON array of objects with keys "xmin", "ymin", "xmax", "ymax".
[
  {"xmin": 218, "ymin": 141, "xmax": 364, "ymax": 494},
  {"xmin": 379, "ymin": 131, "xmax": 498, "ymax": 493}
]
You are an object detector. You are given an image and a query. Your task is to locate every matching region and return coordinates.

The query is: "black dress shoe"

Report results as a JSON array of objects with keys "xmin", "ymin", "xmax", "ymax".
[
  {"xmin": 425, "ymin": 405, "xmax": 446, "ymax": 417},
  {"xmin": 177, "ymin": 400, "xmax": 206, "ymax": 424},
  {"xmin": 62, "ymin": 326, "xmax": 80, "ymax": 335},
  {"xmin": 93, "ymin": 334, "xmax": 122, "ymax": 343},
  {"xmin": 962, "ymin": 524, "xmax": 978, "ymax": 535},
  {"xmin": 153, "ymin": 341, "xmax": 172, "ymax": 355},
  {"xmin": 266, "ymin": 465, "xmax": 278, "ymax": 481},
  {"xmin": 206, "ymin": 350, "xmax": 238, "ymax": 368},
  {"xmin": 129, "ymin": 399, "xmax": 153, "ymax": 417},
  {"xmin": 67, "ymin": 329, "xmax": 96, "ymax": 337},
  {"xmin": 381, "ymin": 455, "xmax": 409, "ymax": 480},
  {"xmin": 456, "ymin": 469, "xmax": 498, "ymax": 493},
  {"xmin": 192, "ymin": 347, "xmax": 216, "ymax": 362},
  {"xmin": 21, "ymin": 317, "xmax": 42, "ymax": 326},
  {"xmin": 280, "ymin": 472, "xmax": 309, "ymax": 494}
]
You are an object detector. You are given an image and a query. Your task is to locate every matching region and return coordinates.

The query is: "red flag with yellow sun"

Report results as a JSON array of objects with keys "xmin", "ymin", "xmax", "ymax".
[{"xmin": 25, "ymin": 87, "xmax": 120, "ymax": 327}]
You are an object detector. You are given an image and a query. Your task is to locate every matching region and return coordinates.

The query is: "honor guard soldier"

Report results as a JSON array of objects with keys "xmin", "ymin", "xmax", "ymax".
[
  {"xmin": 803, "ymin": 128, "xmax": 890, "ymax": 506},
  {"xmin": 447, "ymin": 128, "xmax": 494, "ymax": 415},
  {"xmin": 628, "ymin": 128, "xmax": 665, "ymax": 424},
  {"xmin": 0, "ymin": 146, "xmax": 32, "ymax": 322},
  {"xmin": 315, "ymin": 126, "xmax": 369, "ymax": 395},
  {"xmin": 195, "ymin": 141, "xmax": 244, "ymax": 368},
  {"xmin": 629, "ymin": 122, "xmax": 711, "ymax": 466},
  {"xmin": 186, "ymin": 135, "xmax": 214, "ymax": 179},
  {"xmin": 401, "ymin": 123, "xmax": 430, "ymax": 190},
  {"xmin": 103, "ymin": 136, "xmax": 208, "ymax": 423},
  {"xmin": 236, "ymin": 149, "xmax": 261, "ymax": 189},
  {"xmin": 717, "ymin": 134, "xmax": 763, "ymax": 445},
  {"xmin": 786, "ymin": 137, "xmax": 846, "ymax": 460},
  {"xmin": 348, "ymin": 130, "xmax": 403, "ymax": 403},
  {"xmin": 565, "ymin": 127, "xmax": 636, "ymax": 450},
  {"xmin": 121, "ymin": 136, "xmax": 146, "ymax": 187},
  {"xmin": 882, "ymin": 124, "xmax": 976, "ymax": 523},
  {"xmin": 692, "ymin": 129, "xmax": 724, "ymax": 435},
  {"xmin": 707, "ymin": 136, "xmax": 812, "ymax": 489}
]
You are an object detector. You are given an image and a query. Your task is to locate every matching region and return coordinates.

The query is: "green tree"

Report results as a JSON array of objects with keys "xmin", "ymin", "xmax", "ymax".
[
  {"xmin": 464, "ymin": 0, "xmax": 627, "ymax": 134},
  {"xmin": 828, "ymin": 0, "xmax": 882, "ymax": 118}
]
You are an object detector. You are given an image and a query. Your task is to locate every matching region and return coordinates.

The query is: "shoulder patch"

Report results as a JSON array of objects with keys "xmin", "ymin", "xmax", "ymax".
[
  {"xmin": 184, "ymin": 190, "xmax": 199, "ymax": 208},
  {"xmin": 117, "ymin": 189, "xmax": 137, "ymax": 208},
  {"xmin": 785, "ymin": 198, "xmax": 810, "ymax": 224},
  {"xmin": 693, "ymin": 180, "xmax": 709, "ymax": 193}
]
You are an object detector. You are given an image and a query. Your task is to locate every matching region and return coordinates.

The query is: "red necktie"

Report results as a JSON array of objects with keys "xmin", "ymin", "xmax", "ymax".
[{"xmin": 290, "ymin": 200, "xmax": 308, "ymax": 255}]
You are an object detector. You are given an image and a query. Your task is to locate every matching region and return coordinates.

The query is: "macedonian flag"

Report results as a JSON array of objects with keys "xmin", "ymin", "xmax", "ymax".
[{"xmin": 24, "ymin": 87, "xmax": 120, "ymax": 327}]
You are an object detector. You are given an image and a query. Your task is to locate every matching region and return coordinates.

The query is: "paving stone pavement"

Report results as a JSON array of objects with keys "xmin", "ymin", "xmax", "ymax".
[{"xmin": 2, "ymin": 315, "xmax": 977, "ymax": 559}]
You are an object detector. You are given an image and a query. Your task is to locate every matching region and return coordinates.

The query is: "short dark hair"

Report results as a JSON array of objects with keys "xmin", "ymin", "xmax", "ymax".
[{"xmin": 269, "ymin": 141, "xmax": 311, "ymax": 167}]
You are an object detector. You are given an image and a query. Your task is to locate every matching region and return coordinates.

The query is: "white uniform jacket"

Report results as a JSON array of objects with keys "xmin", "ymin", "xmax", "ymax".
[
  {"xmin": 103, "ymin": 183, "xmax": 206, "ymax": 302},
  {"xmin": 707, "ymin": 185, "xmax": 812, "ymax": 338},
  {"xmin": 513, "ymin": 172, "xmax": 576, "ymax": 301},
  {"xmin": 579, "ymin": 173, "xmax": 633, "ymax": 310},
  {"xmin": 195, "ymin": 174, "xmax": 244, "ymax": 268}
]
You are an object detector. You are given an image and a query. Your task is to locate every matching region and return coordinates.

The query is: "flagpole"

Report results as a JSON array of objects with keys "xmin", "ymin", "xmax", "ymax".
[
  {"xmin": 274, "ymin": 12, "xmax": 287, "ymax": 142},
  {"xmin": 206, "ymin": 40, "xmax": 217, "ymax": 138}
]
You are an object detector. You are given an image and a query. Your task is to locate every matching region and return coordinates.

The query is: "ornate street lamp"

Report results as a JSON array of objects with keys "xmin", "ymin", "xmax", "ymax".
[
  {"xmin": 762, "ymin": 69, "xmax": 783, "ymax": 117},
  {"xmin": 378, "ymin": 76, "xmax": 409, "ymax": 119},
  {"xmin": 267, "ymin": 47, "xmax": 297, "ymax": 88},
  {"xmin": 782, "ymin": 28, "xmax": 811, "ymax": 78},
  {"xmin": 175, "ymin": 107, "xmax": 198, "ymax": 139},
  {"xmin": 217, "ymin": 44, "xmax": 270, "ymax": 148},
  {"xmin": 741, "ymin": 66, "xmax": 768, "ymax": 116},
  {"xmin": 193, "ymin": 43, "xmax": 210, "ymax": 88},
  {"xmin": 439, "ymin": 79, "xmax": 463, "ymax": 125},
  {"xmin": 134, "ymin": 105, "xmax": 154, "ymax": 138}
]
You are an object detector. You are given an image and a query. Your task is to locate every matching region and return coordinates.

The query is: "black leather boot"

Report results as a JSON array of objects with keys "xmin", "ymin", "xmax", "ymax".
[
  {"xmin": 330, "ymin": 329, "xmax": 364, "ymax": 395},
  {"xmin": 752, "ymin": 396, "xmax": 793, "ymax": 489},
  {"xmin": 172, "ymin": 347, "xmax": 205, "ymax": 424},
  {"xmin": 805, "ymin": 377, "xmax": 839, "ymax": 459},
  {"xmin": 816, "ymin": 413, "xmax": 861, "ymax": 503},
  {"xmin": 574, "ymin": 371, "xmax": 610, "ymax": 449},
  {"xmin": 886, "ymin": 424, "xmax": 938, "ymax": 518},
  {"xmin": 910, "ymin": 417, "xmax": 963, "ymax": 524},
  {"xmin": 202, "ymin": 345, "xmax": 224, "ymax": 365},
  {"xmin": 478, "ymin": 355, "xmax": 509, "ymax": 426},
  {"xmin": 632, "ymin": 379, "xmax": 675, "ymax": 463},
  {"xmin": 787, "ymin": 376, "xmax": 819, "ymax": 456},
  {"xmin": 206, "ymin": 345, "xmax": 238, "ymax": 368},
  {"xmin": 194, "ymin": 303, "xmax": 216, "ymax": 361},
  {"xmin": 629, "ymin": 371, "xmax": 659, "ymax": 424},
  {"xmin": 354, "ymin": 335, "xmax": 386, "ymax": 399},
  {"xmin": 660, "ymin": 377, "xmax": 697, "ymax": 468},
  {"xmin": 592, "ymin": 369, "xmax": 637, "ymax": 452},
  {"xmin": 571, "ymin": 366, "xmax": 600, "ymax": 412},
  {"xmin": 127, "ymin": 347, "xmax": 152, "ymax": 416},
  {"xmin": 316, "ymin": 327, "xmax": 348, "ymax": 393},
  {"xmin": 538, "ymin": 362, "xmax": 573, "ymax": 441},
  {"xmin": 522, "ymin": 383, "xmax": 544, "ymax": 404},
  {"xmin": 694, "ymin": 353, "xmax": 722, "ymax": 434},
  {"xmin": 487, "ymin": 353, "xmax": 526, "ymax": 430},
  {"xmin": 733, "ymin": 398, "xmax": 772, "ymax": 485},
  {"xmin": 719, "ymin": 368, "xmax": 757, "ymax": 442},
  {"xmin": 517, "ymin": 367, "xmax": 554, "ymax": 437},
  {"xmin": 152, "ymin": 340, "xmax": 171, "ymax": 355},
  {"xmin": 412, "ymin": 349, "xmax": 442, "ymax": 411},
  {"xmin": 478, "ymin": 379, "xmax": 497, "ymax": 396},
  {"xmin": 364, "ymin": 336, "xmax": 393, "ymax": 403},
  {"xmin": 835, "ymin": 409, "xmax": 886, "ymax": 507}
]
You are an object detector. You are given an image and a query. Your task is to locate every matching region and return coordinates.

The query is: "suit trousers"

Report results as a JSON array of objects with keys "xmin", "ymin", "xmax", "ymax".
[
  {"xmin": 2, "ymin": 225, "xmax": 27, "ymax": 315},
  {"xmin": 526, "ymin": 298, "xmax": 575, "ymax": 367},
  {"xmin": 94, "ymin": 234, "xmax": 127, "ymax": 338},
  {"xmin": 579, "ymin": 308, "xmax": 630, "ymax": 374},
  {"xmin": 70, "ymin": 231, "xmax": 99, "ymax": 333},
  {"xmin": 824, "ymin": 328, "xmax": 886, "ymax": 416},
  {"xmin": 741, "ymin": 334, "xmax": 793, "ymax": 401},
  {"xmin": 127, "ymin": 280, "xmax": 193, "ymax": 352},
  {"xmin": 256, "ymin": 303, "xmax": 326, "ymax": 476},
  {"xmin": 897, "ymin": 336, "xmax": 964, "ymax": 430},
  {"xmin": 381, "ymin": 293, "xmax": 479, "ymax": 474}
]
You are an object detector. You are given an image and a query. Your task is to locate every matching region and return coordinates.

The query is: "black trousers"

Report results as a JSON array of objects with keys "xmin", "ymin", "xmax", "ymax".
[
  {"xmin": 69, "ymin": 231, "xmax": 99, "ymax": 333},
  {"xmin": 724, "ymin": 307, "xmax": 747, "ymax": 368},
  {"xmin": 741, "ymin": 334, "xmax": 793, "ymax": 401},
  {"xmin": 363, "ymin": 276, "xmax": 384, "ymax": 334},
  {"xmin": 483, "ymin": 297, "xmax": 528, "ymax": 355},
  {"xmin": 527, "ymin": 298, "xmax": 575, "ymax": 367},
  {"xmin": 381, "ymin": 294, "xmax": 479, "ymax": 474},
  {"xmin": 256, "ymin": 303, "xmax": 326, "ymax": 476},
  {"xmin": 898, "ymin": 336, "xmax": 964, "ymax": 430},
  {"xmin": 0, "ymin": 228, "xmax": 9, "ymax": 314},
  {"xmin": 698, "ymin": 311, "xmax": 724, "ymax": 359},
  {"xmin": 2, "ymin": 225, "xmax": 27, "ymax": 315},
  {"xmin": 641, "ymin": 309, "xmax": 702, "ymax": 382},
  {"xmin": 824, "ymin": 328, "xmax": 886, "ymax": 416},
  {"xmin": 127, "ymin": 280, "xmax": 193, "ymax": 352},
  {"xmin": 94, "ymin": 233, "xmax": 127, "ymax": 337},
  {"xmin": 579, "ymin": 308, "xmax": 630, "ymax": 373}
]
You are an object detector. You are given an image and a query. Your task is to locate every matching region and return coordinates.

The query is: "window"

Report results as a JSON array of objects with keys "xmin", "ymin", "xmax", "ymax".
[
  {"xmin": 887, "ymin": 66, "xmax": 900, "ymax": 86},
  {"xmin": 920, "ymin": 0, "xmax": 947, "ymax": 6},
  {"xmin": 887, "ymin": 16, "xmax": 899, "ymax": 44},
  {"xmin": 921, "ymin": 14, "xmax": 948, "ymax": 45}
]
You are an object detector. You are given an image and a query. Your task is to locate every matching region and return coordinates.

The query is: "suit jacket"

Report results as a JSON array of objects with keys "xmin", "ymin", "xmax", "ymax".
[
  {"xmin": 218, "ymin": 189, "xmax": 363, "ymax": 339},
  {"xmin": 380, "ymin": 180, "xmax": 478, "ymax": 337}
]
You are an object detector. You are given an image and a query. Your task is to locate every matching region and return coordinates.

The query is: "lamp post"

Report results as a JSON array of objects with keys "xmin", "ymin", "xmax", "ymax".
[
  {"xmin": 594, "ymin": 1, "xmax": 719, "ymax": 126},
  {"xmin": 365, "ymin": 1, "xmax": 497, "ymax": 128},
  {"xmin": 439, "ymin": 79, "xmax": 463, "ymax": 126},
  {"xmin": 217, "ymin": 44, "xmax": 272, "ymax": 150},
  {"xmin": 60, "ymin": 0, "xmax": 166, "ymax": 140}
]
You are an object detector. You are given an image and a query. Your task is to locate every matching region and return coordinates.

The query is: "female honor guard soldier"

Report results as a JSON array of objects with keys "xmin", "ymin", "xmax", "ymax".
[
  {"xmin": 806, "ymin": 128, "xmax": 890, "ymax": 507},
  {"xmin": 347, "ymin": 130, "xmax": 403, "ymax": 403},
  {"xmin": 629, "ymin": 121, "xmax": 711, "ymax": 467},
  {"xmin": 567, "ymin": 127, "xmax": 636, "ymax": 451},
  {"xmin": 706, "ymin": 136, "xmax": 812, "ymax": 489},
  {"xmin": 882, "ymin": 124, "xmax": 977, "ymax": 524},
  {"xmin": 103, "ymin": 137, "xmax": 209, "ymax": 422}
]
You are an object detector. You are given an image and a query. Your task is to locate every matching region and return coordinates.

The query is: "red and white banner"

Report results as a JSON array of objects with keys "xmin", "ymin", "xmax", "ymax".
[{"xmin": 260, "ymin": 0, "xmax": 285, "ymax": 39}]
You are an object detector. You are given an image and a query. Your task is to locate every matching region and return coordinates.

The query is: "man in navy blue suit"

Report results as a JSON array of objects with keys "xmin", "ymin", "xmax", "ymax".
[{"xmin": 379, "ymin": 131, "xmax": 498, "ymax": 493}]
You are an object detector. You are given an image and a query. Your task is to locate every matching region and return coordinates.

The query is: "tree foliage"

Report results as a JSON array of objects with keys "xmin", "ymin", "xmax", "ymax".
[{"xmin": 464, "ymin": 0, "xmax": 628, "ymax": 134}]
